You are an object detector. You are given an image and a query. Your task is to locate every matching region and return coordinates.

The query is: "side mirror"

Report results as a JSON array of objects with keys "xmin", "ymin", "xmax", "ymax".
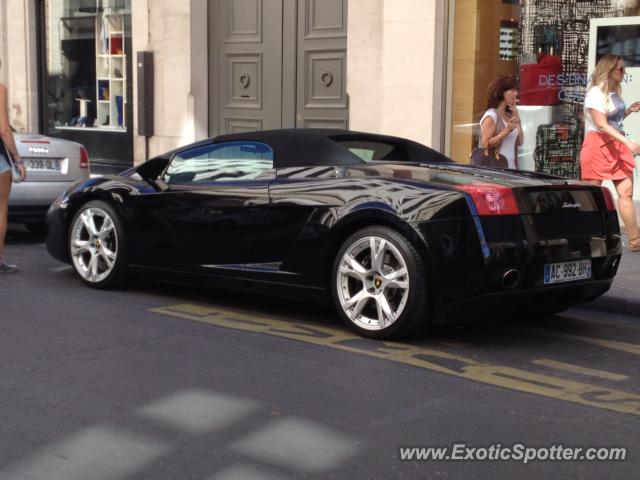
[
  {"xmin": 135, "ymin": 157, "xmax": 170, "ymax": 192},
  {"xmin": 136, "ymin": 156, "xmax": 169, "ymax": 181},
  {"xmin": 150, "ymin": 178, "xmax": 170, "ymax": 192}
]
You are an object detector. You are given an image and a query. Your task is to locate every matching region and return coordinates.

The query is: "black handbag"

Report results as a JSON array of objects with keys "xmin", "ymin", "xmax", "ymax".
[{"xmin": 469, "ymin": 147, "xmax": 508, "ymax": 169}]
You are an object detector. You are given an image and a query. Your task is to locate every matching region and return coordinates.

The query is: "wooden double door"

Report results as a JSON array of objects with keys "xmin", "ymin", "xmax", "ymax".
[{"xmin": 208, "ymin": 0, "xmax": 348, "ymax": 135}]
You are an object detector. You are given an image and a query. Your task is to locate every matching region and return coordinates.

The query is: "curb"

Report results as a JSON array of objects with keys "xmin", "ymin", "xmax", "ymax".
[{"xmin": 579, "ymin": 231, "xmax": 640, "ymax": 317}]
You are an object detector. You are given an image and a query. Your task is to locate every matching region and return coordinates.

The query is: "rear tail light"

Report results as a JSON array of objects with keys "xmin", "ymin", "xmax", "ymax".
[
  {"xmin": 80, "ymin": 146, "xmax": 90, "ymax": 169},
  {"xmin": 600, "ymin": 186, "xmax": 616, "ymax": 211},
  {"xmin": 456, "ymin": 183, "xmax": 520, "ymax": 216}
]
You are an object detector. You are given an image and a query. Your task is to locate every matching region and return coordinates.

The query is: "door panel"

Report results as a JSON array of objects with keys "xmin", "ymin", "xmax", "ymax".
[
  {"xmin": 209, "ymin": 0, "xmax": 348, "ymax": 135},
  {"xmin": 225, "ymin": 117, "xmax": 263, "ymax": 133},
  {"xmin": 225, "ymin": 0, "xmax": 262, "ymax": 43},
  {"xmin": 304, "ymin": 0, "xmax": 346, "ymax": 39},
  {"xmin": 296, "ymin": 0, "xmax": 348, "ymax": 129},
  {"xmin": 154, "ymin": 182, "xmax": 273, "ymax": 270},
  {"xmin": 210, "ymin": 0, "xmax": 284, "ymax": 135},
  {"xmin": 132, "ymin": 181, "xmax": 314, "ymax": 272},
  {"xmin": 131, "ymin": 182, "xmax": 274, "ymax": 270}
]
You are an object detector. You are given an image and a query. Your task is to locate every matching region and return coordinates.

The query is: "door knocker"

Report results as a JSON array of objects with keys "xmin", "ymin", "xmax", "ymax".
[{"xmin": 321, "ymin": 71, "xmax": 334, "ymax": 87}]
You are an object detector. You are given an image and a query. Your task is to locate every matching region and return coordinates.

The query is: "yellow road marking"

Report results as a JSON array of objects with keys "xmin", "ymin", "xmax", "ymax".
[
  {"xmin": 150, "ymin": 304, "xmax": 640, "ymax": 417},
  {"xmin": 532, "ymin": 359, "xmax": 629, "ymax": 382}
]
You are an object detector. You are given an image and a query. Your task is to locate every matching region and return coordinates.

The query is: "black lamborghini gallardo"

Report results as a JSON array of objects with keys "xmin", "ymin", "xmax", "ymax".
[{"xmin": 46, "ymin": 129, "xmax": 621, "ymax": 338}]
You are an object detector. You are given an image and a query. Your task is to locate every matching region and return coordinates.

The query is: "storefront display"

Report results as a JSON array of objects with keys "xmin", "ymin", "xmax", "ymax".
[
  {"xmin": 499, "ymin": 23, "xmax": 518, "ymax": 61},
  {"xmin": 38, "ymin": 0, "xmax": 132, "ymax": 172},
  {"xmin": 448, "ymin": 0, "xmax": 639, "ymax": 180},
  {"xmin": 96, "ymin": 12, "xmax": 127, "ymax": 129},
  {"xmin": 517, "ymin": 105, "xmax": 553, "ymax": 171},
  {"xmin": 519, "ymin": 52, "xmax": 562, "ymax": 106},
  {"xmin": 533, "ymin": 122, "xmax": 582, "ymax": 178}
]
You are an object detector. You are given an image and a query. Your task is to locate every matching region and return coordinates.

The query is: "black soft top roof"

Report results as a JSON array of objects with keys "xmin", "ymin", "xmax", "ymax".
[{"xmin": 212, "ymin": 129, "xmax": 452, "ymax": 168}]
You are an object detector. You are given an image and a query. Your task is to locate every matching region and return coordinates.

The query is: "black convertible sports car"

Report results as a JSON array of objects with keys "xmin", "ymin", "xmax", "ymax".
[{"xmin": 46, "ymin": 129, "xmax": 621, "ymax": 338}]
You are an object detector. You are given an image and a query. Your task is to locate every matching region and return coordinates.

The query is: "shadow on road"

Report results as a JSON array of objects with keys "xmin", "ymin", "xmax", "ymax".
[
  {"xmin": 10, "ymin": 217, "xmax": 622, "ymax": 350},
  {"xmin": 6, "ymin": 223, "xmax": 46, "ymax": 245},
  {"xmin": 124, "ymin": 277, "xmax": 592, "ymax": 349}
]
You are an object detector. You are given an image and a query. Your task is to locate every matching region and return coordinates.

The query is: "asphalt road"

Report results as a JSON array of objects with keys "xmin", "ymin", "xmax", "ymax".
[{"xmin": 1, "ymin": 226, "xmax": 639, "ymax": 480}]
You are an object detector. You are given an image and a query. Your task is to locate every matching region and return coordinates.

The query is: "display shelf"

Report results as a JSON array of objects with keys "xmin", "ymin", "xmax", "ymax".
[
  {"xmin": 56, "ymin": 125, "xmax": 127, "ymax": 133},
  {"xmin": 95, "ymin": 13, "xmax": 127, "ymax": 130}
]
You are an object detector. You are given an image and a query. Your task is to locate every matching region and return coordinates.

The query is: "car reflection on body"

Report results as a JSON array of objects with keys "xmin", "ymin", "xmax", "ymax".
[
  {"xmin": 46, "ymin": 129, "xmax": 621, "ymax": 339},
  {"xmin": 10, "ymin": 132, "xmax": 90, "ymax": 233}
]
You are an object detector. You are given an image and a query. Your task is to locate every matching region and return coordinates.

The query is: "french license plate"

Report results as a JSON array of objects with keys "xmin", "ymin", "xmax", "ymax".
[
  {"xmin": 543, "ymin": 260, "xmax": 592, "ymax": 284},
  {"xmin": 25, "ymin": 158, "xmax": 61, "ymax": 173}
]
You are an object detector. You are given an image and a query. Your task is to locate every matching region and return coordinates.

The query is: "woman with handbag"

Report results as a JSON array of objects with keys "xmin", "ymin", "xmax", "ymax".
[
  {"xmin": 0, "ymin": 68, "xmax": 27, "ymax": 273},
  {"xmin": 580, "ymin": 54, "xmax": 640, "ymax": 252},
  {"xmin": 477, "ymin": 75, "xmax": 524, "ymax": 169}
]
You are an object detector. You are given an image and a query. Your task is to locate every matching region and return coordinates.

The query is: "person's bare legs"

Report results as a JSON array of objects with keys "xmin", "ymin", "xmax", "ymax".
[
  {"xmin": 613, "ymin": 176, "xmax": 640, "ymax": 247},
  {"xmin": 0, "ymin": 171, "xmax": 11, "ymax": 260},
  {"xmin": 582, "ymin": 179, "xmax": 603, "ymax": 186}
]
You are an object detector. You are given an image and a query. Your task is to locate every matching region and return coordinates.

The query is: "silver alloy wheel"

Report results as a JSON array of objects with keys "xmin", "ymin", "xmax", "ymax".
[
  {"xmin": 336, "ymin": 235, "xmax": 410, "ymax": 331},
  {"xmin": 70, "ymin": 207, "xmax": 118, "ymax": 283}
]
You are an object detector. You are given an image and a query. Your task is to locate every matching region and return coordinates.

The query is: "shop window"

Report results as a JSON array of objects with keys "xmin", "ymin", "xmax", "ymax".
[
  {"xmin": 447, "ymin": 0, "xmax": 640, "ymax": 181},
  {"xmin": 39, "ymin": 0, "xmax": 132, "ymax": 169}
]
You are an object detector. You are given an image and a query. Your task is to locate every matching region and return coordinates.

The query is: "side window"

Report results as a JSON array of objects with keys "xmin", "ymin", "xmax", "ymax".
[
  {"xmin": 163, "ymin": 141, "xmax": 274, "ymax": 184},
  {"xmin": 335, "ymin": 140, "xmax": 408, "ymax": 162}
]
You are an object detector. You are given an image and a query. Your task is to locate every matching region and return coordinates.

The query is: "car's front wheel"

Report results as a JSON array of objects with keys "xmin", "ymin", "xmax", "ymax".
[
  {"xmin": 331, "ymin": 226, "xmax": 430, "ymax": 339},
  {"xmin": 68, "ymin": 200, "xmax": 127, "ymax": 289}
]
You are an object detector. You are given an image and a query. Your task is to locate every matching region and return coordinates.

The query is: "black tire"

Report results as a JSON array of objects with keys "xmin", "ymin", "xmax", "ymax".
[
  {"xmin": 24, "ymin": 220, "xmax": 47, "ymax": 236},
  {"xmin": 330, "ymin": 226, "xmax": 431, "ymax": 339},
  {"xmin": 68, "ymin": 200, "xmax": 128, "ymax": 289}
]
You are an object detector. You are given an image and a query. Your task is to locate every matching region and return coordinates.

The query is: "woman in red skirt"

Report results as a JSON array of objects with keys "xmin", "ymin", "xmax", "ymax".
[{"xmin": 580, "ymin": 54, "xmax": 640, "ymax": 251}]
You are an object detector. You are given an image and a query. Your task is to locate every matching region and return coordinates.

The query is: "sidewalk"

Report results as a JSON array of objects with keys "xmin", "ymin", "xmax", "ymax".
[{"xmin": 585, "ymin": 232, "xmax": 640, "ymax": 316}]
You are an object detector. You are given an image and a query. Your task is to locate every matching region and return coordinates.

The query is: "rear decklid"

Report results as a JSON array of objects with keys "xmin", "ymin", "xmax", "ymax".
[
  {"xmin": 15, "ymin": 134, "xmax": 88, "ymax": 182},
  {"xmin": 439, "ymin": 167, "xmax": 618, "ymax": 241},
  {"xmin": 509, "ymin": 185, "xmax": 619, "ymax": 245},
  {"xmin": 344, "ymin": 162, "xmax": 619, "ymax": 239}
]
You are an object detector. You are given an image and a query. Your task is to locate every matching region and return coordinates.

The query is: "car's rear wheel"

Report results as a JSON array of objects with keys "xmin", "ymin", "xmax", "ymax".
[
  {"xmin": 69, "ymin": 200, "xmax": 127, "ymax": 289},
  {"xmin": 331, "ymin": 226, "xmax": 430, "ymax": 339}
]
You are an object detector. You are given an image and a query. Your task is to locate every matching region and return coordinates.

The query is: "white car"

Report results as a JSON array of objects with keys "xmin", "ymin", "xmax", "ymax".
[{"xmin": 9, "ymin": 132, "xmax": 90, "ymax": 232}]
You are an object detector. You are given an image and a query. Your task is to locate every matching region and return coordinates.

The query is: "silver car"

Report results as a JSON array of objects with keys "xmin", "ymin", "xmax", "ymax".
[{"xmin": 9, "ymin": 132, "xmax": 90, "ymax": 232}]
